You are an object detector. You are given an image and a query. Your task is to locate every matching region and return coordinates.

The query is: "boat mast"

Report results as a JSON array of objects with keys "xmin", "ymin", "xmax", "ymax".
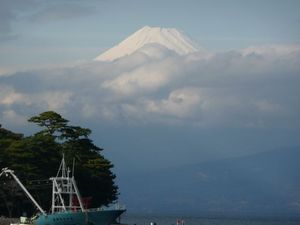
[
  {"xmin": 0, "ymin": 168, "xmax": 47, "ymax": 216},
  {"xmin": 50, "ymin": 155, "xmax": 85, "ymax": 213}
]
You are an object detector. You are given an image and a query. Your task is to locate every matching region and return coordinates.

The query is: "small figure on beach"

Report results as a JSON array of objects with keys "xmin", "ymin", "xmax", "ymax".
[{"xmin": 176, "ymin": 219, "xmax": 185, "ymax": 225}]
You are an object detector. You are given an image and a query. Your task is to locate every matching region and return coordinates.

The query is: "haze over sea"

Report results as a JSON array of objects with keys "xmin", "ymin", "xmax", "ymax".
[{"xmin": 121, "ymin": 214, "xmax": 300, "ymax": 225}]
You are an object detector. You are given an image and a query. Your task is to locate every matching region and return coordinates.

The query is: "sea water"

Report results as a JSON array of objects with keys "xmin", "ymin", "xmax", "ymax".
[{"xmin": 121, "ymin": 214, "xmax": 300, "ymax": 225}]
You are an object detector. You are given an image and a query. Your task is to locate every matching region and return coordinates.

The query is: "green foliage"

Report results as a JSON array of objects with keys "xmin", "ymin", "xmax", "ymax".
[
  {"xmin": 0, "ymin": 125, "xmax": 25, "ymax": 217},
  {"xmin": 6, "ymin": 134, "xmax": 60, "ymax": 179},
  {"xmin": 28, "ymin": 111, "xmax": 68, "ymax": 137},
  {"xmin": 0, "ymin": 125, "xmax": 23, "ymax": 168},
  {"xmin": 0, "ymin": 112, "xmax": 119, "ymax": 217}
]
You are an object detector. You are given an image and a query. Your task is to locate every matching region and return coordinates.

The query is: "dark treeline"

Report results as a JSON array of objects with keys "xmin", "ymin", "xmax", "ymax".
[{"xmin": 0, "ymin": 111, "xmax": 118, "ymax": 217}]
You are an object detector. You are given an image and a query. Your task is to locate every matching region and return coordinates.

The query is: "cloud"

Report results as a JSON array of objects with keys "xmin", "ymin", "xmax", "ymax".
[
  {"xmin": 1, "ymin": 109, "xmax": 27, "ymax": 126},
  {"xmin": 29, "ymin": 3, "xmax": 96, "ymax": 23},
  {"xmin": 0, "ymin": 83, "xmax": 73, "ymax": 121},
  {"xmin": 0, "ymin": 85, "xmax": 27, "ymax": 105},
  {"xmin": 241, "ymin": 45, "xmax": 300, "ymax": 57},
  {"xmin": 0, "ymin": 0, "xmax": 96, "ymax": 41},
  {"xmin": 129, "ymin": 87, "xmax": 204, "ymax": 123},
  {"xmin": 0, "ymin": 45, "xmax": 299, "ymax": 129},
  {"xmin": 33, "ymin": 91, "xmax": 74, "ymax": 111},
  {"xmin": 0, "ymin": 0, "xmax": 33, "ymax": 41},
  {"xmin": 1, "ymin": 44, "xmax": 300, "ymax": 169},
  {"xmin": 146, "ymin": 87, "xmax": 202, "ymax": 117},
  {"xmin": 102, "ymin": 59, "xmax": 179, "ymax": 96}
]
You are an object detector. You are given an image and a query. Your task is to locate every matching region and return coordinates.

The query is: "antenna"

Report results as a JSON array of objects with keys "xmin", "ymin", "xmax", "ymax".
[{"xmin": 72, "ymin": 158, "xmax": 75, "ymax": 178}]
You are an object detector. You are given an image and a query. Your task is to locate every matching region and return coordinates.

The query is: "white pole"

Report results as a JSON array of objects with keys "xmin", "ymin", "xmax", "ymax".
[
  {"xmin": 0, "ymin": 168, "xmax": 47, "ymax": 215},
  {"xmin": 72, "ymin": 177, "xmax": 85, "ymax": 212}
]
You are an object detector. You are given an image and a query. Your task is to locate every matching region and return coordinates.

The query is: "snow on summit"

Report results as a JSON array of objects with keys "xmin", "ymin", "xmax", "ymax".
[{"xmin": 95, "ymin": 26, "xmax": 199, "ymax": 61}]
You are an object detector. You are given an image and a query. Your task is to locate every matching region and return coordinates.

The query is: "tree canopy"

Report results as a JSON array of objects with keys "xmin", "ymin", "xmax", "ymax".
[{"xmin": 0, "ymin": 111, "xmax": 118, "ymax": 217}]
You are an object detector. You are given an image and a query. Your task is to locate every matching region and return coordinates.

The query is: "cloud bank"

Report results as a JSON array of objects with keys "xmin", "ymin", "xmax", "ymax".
[{"xmin": 1, "ymin": 45, "xmax": 300, "ymax": 130}]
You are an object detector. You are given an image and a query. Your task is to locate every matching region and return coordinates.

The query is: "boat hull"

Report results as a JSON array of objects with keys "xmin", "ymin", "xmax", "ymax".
[{"xmin": 34, "ymin": 209, "xmax": 125, "ymax": 225}]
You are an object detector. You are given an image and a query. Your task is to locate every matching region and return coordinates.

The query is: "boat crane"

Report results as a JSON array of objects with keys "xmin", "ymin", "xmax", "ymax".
[
  {"xmin": 0, "ymin": 168, "xmax": 47, "ymax": 216},
  {"xmin": 0, "ymin": 156, "xmax": 84, "ymax": 215}
]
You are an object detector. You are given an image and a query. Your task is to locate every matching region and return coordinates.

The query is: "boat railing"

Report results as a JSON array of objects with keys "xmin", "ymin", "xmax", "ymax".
[{"xmin": 85, "ymin": 203, "xmax": 126, "ymax": 212}]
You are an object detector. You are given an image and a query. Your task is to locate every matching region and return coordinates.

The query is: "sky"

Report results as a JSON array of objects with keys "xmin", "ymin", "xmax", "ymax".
[
  {"xmin": 0, "ymin": 0, "xmax": 300, "ymax": 173},
  {"xmin": 1, "ymin": 0, "xmax": 300, "ymax": 70}
]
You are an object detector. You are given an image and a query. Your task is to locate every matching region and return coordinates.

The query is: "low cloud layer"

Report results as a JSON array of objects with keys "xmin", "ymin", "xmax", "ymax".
[{"xmin": 1, "ymin": 45, "xmax": 300, "ymax": 130}]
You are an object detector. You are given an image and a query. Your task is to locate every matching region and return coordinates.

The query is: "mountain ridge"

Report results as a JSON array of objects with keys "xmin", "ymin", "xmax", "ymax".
[
  {"xmin": 118, "ymin": 147, "xmax": 300, "ymax": 215},
  {"xmin": 94, "ymin": 26, "xmax": 199, "ymax": 61}
]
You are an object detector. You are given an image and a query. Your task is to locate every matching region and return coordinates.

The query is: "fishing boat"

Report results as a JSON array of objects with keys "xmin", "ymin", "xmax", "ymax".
[{"xmin": 0, "ymin": 156, "xmax": 126, "ymax": 225}]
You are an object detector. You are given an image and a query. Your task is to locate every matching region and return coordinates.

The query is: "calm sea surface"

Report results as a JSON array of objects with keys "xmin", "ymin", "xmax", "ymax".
[{"xmin": 121, "ymin": 214, "xmax": 300, "ymax": 225}]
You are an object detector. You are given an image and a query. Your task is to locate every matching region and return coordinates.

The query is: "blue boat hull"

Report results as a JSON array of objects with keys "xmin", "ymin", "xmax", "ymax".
[{"xmin": 35, "ymin": 209, "xmax": 125, "ymax": 225}]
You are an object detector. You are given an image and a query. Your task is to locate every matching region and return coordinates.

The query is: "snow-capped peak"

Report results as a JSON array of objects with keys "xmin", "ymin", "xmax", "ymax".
[{"xmin": 94, "ymin": 26, "xmax": 199, "ymax": 61}]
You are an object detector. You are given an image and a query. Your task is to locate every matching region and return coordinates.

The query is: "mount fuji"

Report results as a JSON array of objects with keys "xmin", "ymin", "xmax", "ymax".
[{"xmin": 94, "ymin": 26, "xmax": 200, "ymax": 61}]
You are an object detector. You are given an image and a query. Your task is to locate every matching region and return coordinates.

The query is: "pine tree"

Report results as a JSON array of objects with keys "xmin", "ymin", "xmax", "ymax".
[{"xmin": 0, "ymin": 112, "xmax": 119, "ymax": 216}]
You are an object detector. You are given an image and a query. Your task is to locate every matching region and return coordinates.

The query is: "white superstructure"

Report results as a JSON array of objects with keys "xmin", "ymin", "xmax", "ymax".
[{"xmin": 50, "ymin": 156, "xmax": 85, "ymax": 213}]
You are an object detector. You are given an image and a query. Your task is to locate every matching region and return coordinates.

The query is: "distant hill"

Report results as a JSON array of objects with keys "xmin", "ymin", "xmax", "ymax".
[
  {"xmin": 118, "ymin": 147, "xmax": 300, "ymax": 216},
  {"xmin": 94, "ymin": 26, "xmax": 199, "ymax": 61}
]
